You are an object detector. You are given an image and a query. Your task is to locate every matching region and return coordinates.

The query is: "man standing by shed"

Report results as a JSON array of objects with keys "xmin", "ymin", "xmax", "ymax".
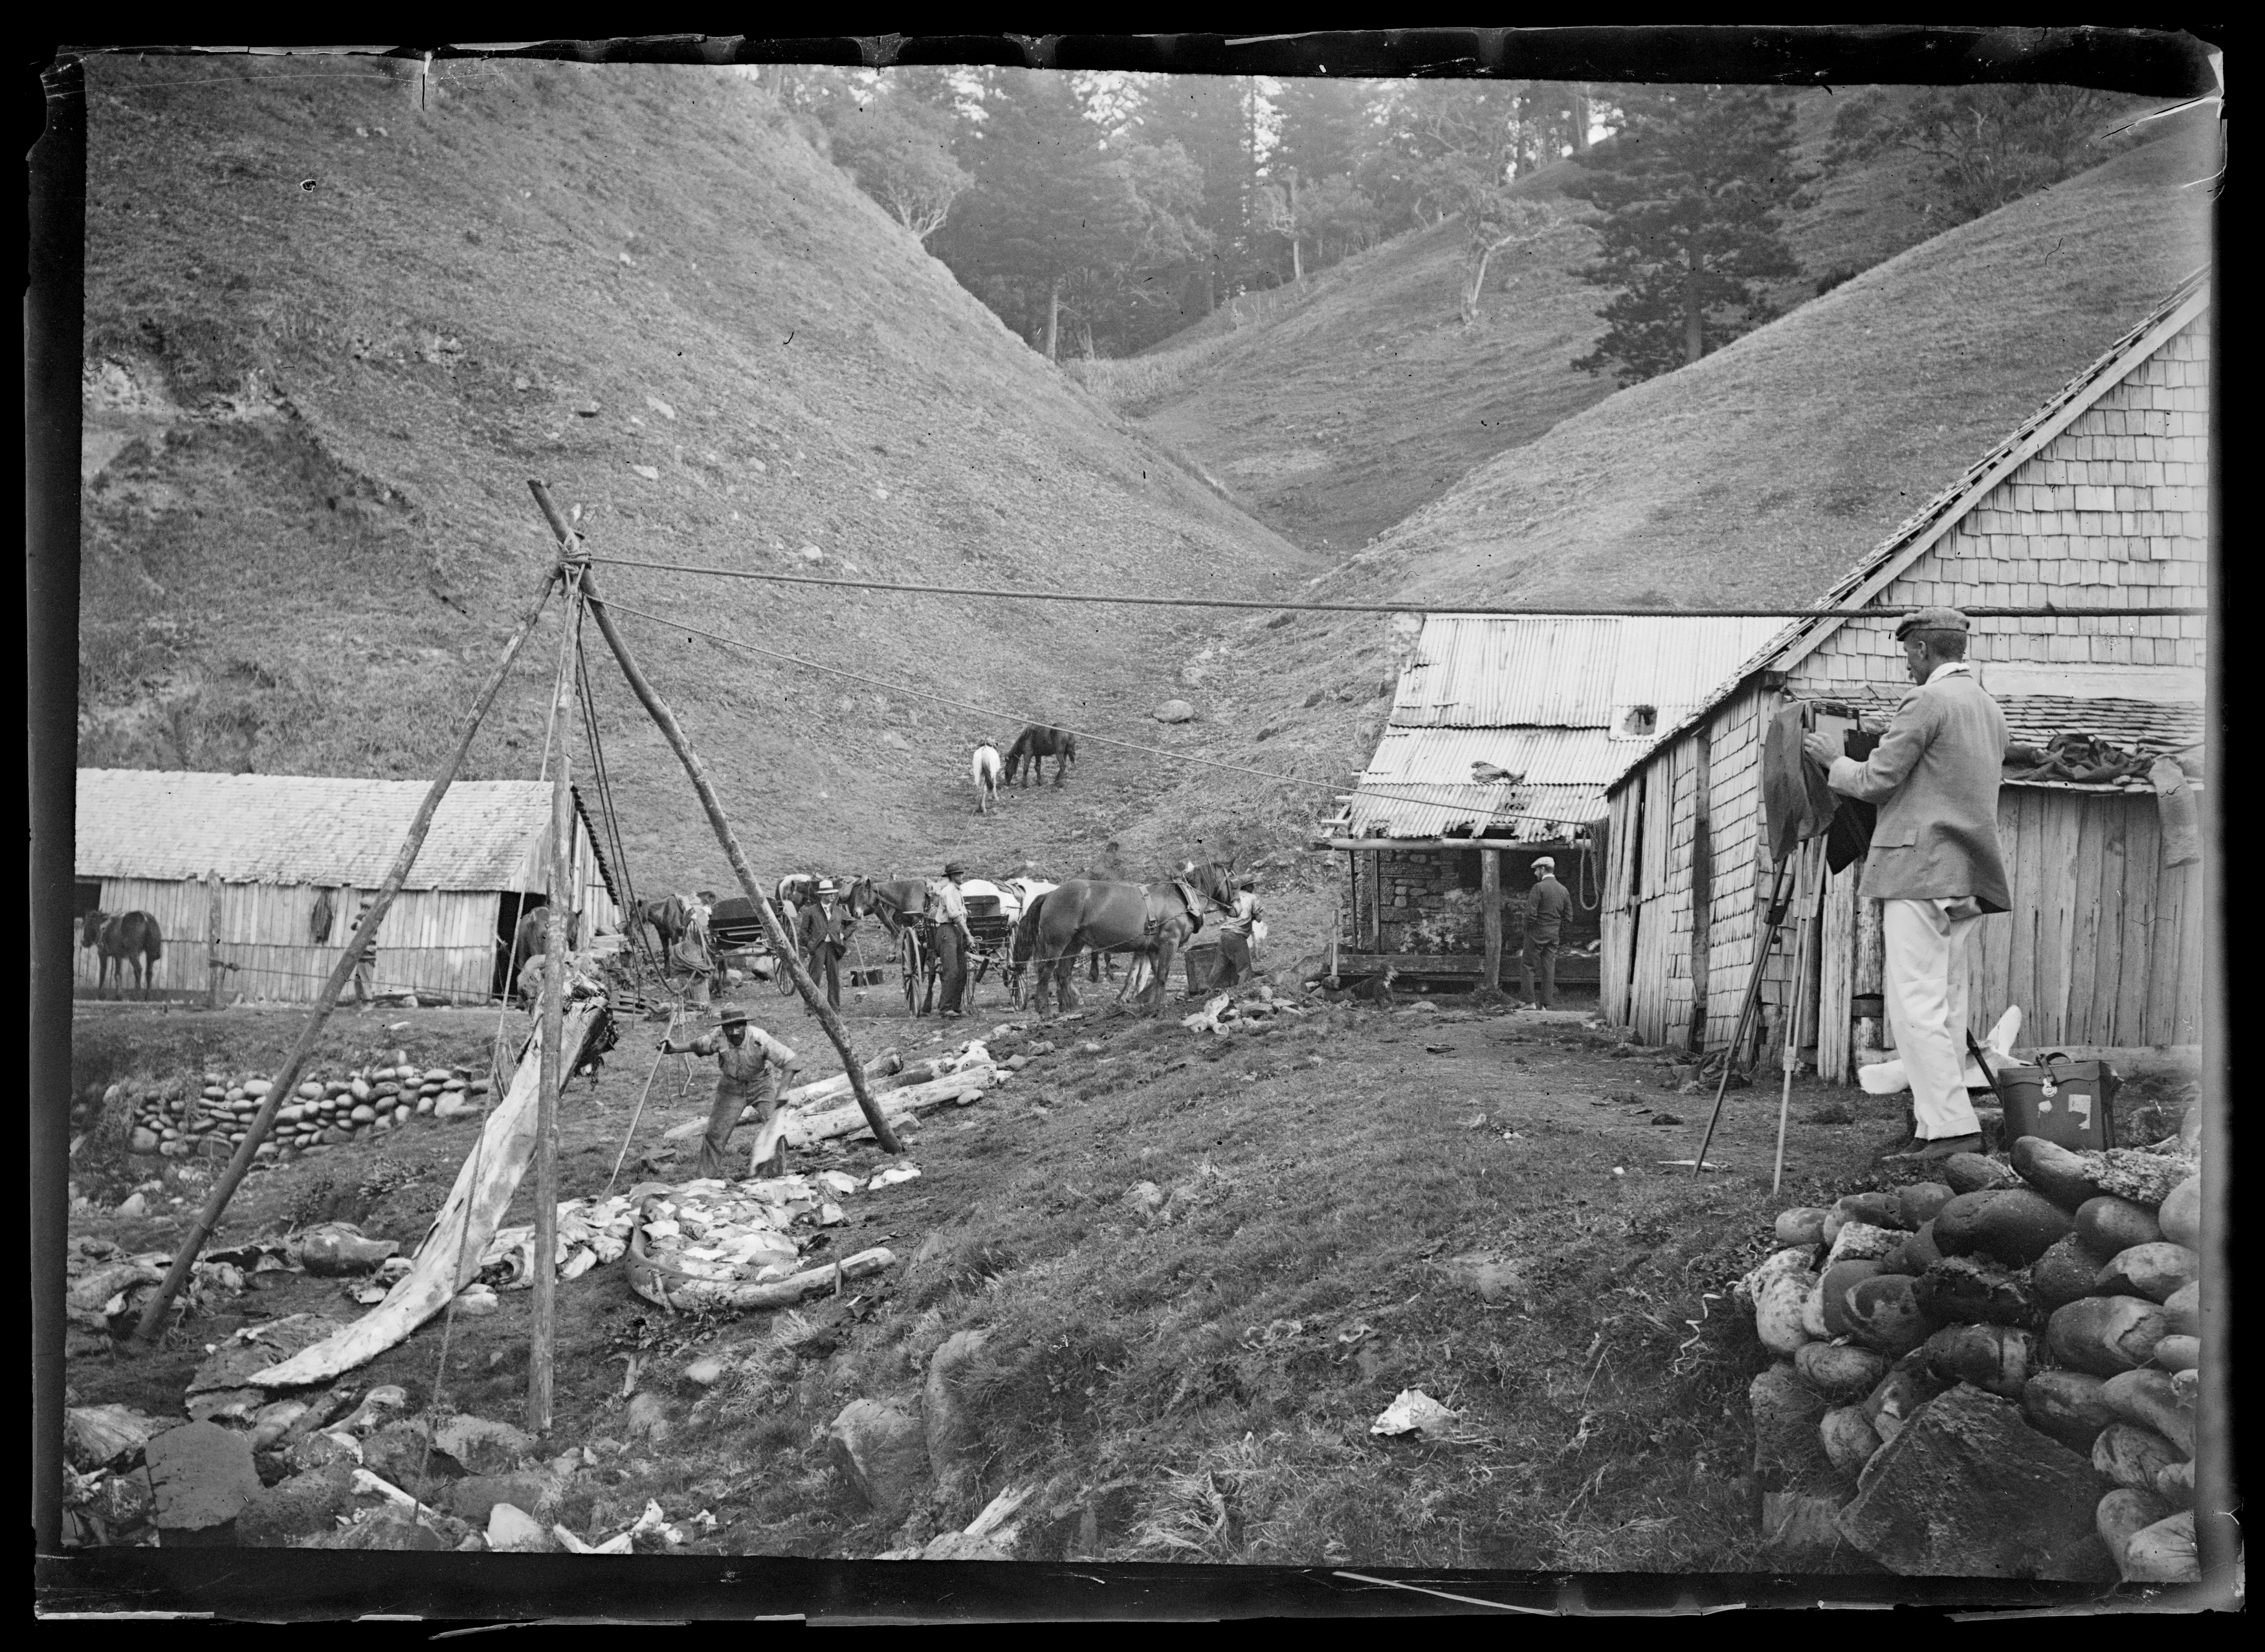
[
  {"xmin": 659, "ymin": 1008, "xmax": 801, "ymax": 1179},
  {"xmin": 1804, "ymin": 607, "xmax": 2009, "ymax": 1161},
  {"xmin": 1520, "ymin": 857, "xmax": 1573, "ymax": 1008}
]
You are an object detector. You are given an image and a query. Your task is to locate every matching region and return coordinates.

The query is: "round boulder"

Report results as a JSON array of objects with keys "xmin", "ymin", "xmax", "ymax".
[
  {"xmin": 2094, "ymin": 1242, "xmax": 2199, "ymax": 1304},
  {"xmin": 2022, "ymin": 1369, "xmax": 2119, "ymax": 1452},
  {"xmin": 1794, "ymin": 1341, "xmax": 1890, "ymax": 1405},
  {"xmin": 2031, "ymin": 1233, "xmax": 2114, "ymax": 1313},
  {"xmin": 2156, "ymin": 1176, "xmax": 2201, "ymax": 1250},
  {"xmin": 2047, "ymin": 1295, "xmax": 2171, "ymax": 1376},
  {"xmin": 1152, "ymin": 699, "xmax": 1197, "ymax": 724},
  {"xmin": 1844, "ymin": 1273, "xmax": 1930, "ymax": 1356},
  {"xmin": 1896, "ymin": 1180, "xmax": 1956, "ymax": 1228},
  {"xmin": 2074, "ymin": 1195, "xmax": 2162, "ymax": 1256}
]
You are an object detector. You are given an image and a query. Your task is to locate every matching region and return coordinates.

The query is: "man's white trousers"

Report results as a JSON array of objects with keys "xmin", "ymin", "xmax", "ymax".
[{"xmin": 1882, "ymin": 897, "xmax": 1985, "ymax": 1141}]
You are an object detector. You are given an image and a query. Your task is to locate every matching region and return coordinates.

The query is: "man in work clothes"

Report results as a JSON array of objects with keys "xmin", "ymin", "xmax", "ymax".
[
  {"xmin": 1520, "ymin": 857, "xmax": 1573, "ymax": 1009},
  {"xmin": 798, "ymin": 879, "xmax": 848, "ymax": 1011},
  {"xmin": 659, "ymin": 1008, "xmax": 800, "ymax": 1179},
  {"xmin": 931, "ymin": 862, "xmax": 973, "ymax": 1018},
  {"xmin": 1805, "ymin": 606, "xmax": 2009, "ymax": 1162},
  {"xmin": 1213, "ymin": 876, "xmax": 1263, "ymax": 988},
  {"xmin": 347, "ymin": 891, "xmax": 380, "ymax": 1006}
]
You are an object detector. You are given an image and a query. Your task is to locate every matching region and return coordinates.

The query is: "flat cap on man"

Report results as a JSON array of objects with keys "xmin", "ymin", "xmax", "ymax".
[{"xmin": 1894, "ymin": 605, "xmax": 1971, "ymax": 641}]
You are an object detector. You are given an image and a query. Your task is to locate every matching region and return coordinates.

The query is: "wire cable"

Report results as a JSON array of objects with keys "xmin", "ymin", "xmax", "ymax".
[{"xmin": 580, "ymin": 554, "xmax": 2207, "ymax": 621}]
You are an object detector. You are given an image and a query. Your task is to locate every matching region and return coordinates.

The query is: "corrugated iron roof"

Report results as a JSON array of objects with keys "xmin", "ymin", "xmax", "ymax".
[
  {"xmin": 1344, "ymin": 728, "xmax": 1625, "ymax": 842},
  {"xmin": 1630, "ymin": 271, "xmax": 2213, "ymax": 773},
  {"xmin": 1391, "ymin": 614, "xmax": 1784, "ymax": 729},
  {"xmin": 76, "ymin": 769, "xmax": 624, "ymax": 901}
]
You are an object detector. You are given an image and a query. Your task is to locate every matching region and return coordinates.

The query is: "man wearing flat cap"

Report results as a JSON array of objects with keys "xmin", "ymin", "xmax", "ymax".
[
  {"xmin": 1804, "ymin": 608, "xmax": 2009, "ymax": 1160},
  {"xmin": 1520, "ymin": 855, "xmax": 1574, "ymax": 1009}
]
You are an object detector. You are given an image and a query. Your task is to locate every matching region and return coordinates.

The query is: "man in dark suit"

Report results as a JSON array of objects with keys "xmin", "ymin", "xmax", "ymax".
[
  {"xmin": 797, "ymin": 879, "xmax": 848, "ymax": 1011},
  {"xmin": 1806, "ymin": 607, "xmax": 2010, "ymax": 1162}
]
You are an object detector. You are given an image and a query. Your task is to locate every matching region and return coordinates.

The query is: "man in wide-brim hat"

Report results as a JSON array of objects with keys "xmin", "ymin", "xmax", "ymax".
[
  {"xmin": 931, "ymin": 862, "xmax": 973, "ymax": 1017},
  {"xmin": 660, "ymin": 1006, "xmax": 800, "ymax": 1178},
  {"xmin": 1804, "ymin": 606, "xmax": 2010, "ymax": 1161}
]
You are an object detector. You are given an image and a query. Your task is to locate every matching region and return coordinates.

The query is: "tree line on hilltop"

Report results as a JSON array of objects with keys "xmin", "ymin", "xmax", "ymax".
[{"xmin": 752, "ymin": 67, "xmax": 2138, "ymax": 386}]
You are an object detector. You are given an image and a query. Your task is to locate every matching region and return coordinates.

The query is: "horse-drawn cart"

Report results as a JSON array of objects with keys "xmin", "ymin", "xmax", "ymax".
[{"xmin": 705, "ymin": 896, "xmax": 782, "ymax": 987}]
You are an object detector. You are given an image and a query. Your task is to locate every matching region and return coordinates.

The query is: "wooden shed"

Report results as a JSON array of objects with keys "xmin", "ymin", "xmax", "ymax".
[
  {"xmin": 1600, "ymin": 273, "xmax": 2211, "ymax": 1070},
  {"xmin": 1311, "ymin": 612, "xmax": 1782, "ymax": 991},
  {"xmin": 73, "ymin": 769, "xmax": 625, "ymax": 1005}
]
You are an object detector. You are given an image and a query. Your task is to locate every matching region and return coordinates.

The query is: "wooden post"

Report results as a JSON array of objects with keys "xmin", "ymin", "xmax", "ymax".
[
  {"xmin": 529, "ymin": 573, "xmax": 579, "ymax": 1435},
  {"xmin": 1480, "ymin": 848, "xmax": 1503, "ymax": 991},
  {"xmin": 205, "ymin": 871, "xmax": 224, "ymax": 1009},
  {"xmin": 129, "ymin": 562, "xmax": 560, "ymax": 1347},
  {"xmin": 529, "ymin": 482, "xmax": 903, "ymax": 1154},
  {"xmin": 1855, "ymin": 894, "xmax": 1886, "ymax": 1054}
]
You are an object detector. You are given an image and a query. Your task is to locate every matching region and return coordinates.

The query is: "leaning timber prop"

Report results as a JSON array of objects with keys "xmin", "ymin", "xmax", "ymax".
[
  {"xmin": 529, "ymin": 481, "xmax": 904, "ymax": 1155},
  {"xmin": 1690, "ymin": 848, "xmax": 1799, "ymax": 1180},
  {"xmin": 129, "ymin": 562, "xmax": 564, "ymax": 1349}
]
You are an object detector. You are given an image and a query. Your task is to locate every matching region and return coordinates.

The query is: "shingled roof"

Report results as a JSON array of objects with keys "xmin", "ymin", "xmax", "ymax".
[{"xmin": 75, "ymin": 769, "xmax": 623, "ymax": 900}]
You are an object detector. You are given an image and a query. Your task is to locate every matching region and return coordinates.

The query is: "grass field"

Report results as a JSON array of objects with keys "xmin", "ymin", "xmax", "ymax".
[
  {"xmin": 1106, "ymin": 88, "xmax": 2165, "ymax": 557},
  {"xmin": 69, "ymin": 962, "xmax": 1950, "ymax": 1566},
  {"xmin": 78, "ymin": 56, "xmax": 1316, "ymax": 894}
]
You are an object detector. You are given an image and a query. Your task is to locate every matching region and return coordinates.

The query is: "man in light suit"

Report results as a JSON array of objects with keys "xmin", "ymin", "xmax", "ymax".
[{"xmin": 1805, "ymin": 607, "xmax": 2009, "ymax": 1160}]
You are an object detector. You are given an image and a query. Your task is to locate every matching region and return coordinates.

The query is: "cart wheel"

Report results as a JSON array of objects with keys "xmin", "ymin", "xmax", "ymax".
[
  {"xmin": 773, "ymin": 953, "xmax": 797, "ymax": 995},
  {"xmin": 898, "ymin": 928, "xmax": 925, "ymax": 1015}
]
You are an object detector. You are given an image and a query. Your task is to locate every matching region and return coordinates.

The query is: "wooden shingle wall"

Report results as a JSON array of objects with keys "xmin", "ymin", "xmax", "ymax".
[
  {"xmin": 1800, "ymin": 311, "xmax": 2210, "ymax": 692},
  {"xmin": 1604, "ymin": 307, "xmax": 2209, "ymax": 1057}
]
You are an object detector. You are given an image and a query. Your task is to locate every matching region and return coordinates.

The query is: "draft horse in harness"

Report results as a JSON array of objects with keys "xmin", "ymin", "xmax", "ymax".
[
  {"xmin": 1003, "ymin": 724, "xmax": 1077, "ymax": 789},
  {"xmin": 82, "ymin": 909, "xmax": 164, "ymax": 998},
  {"xmin": 1013, "ymin": 859, "xmax": 1235, "ymax": 1020}
]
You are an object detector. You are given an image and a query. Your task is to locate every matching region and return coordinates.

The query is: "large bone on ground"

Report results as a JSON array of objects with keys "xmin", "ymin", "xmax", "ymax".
[
  {"xmin": 244, "ymin": 1000, "xmax": 606, "ymax": 1391},
  {"xmin": 785, "ymin": 1064, "xmax": 999, "ymax": 1147},
  {"xmin": 626, "ymin": 1241, "xmax": 896, "ymax": 1312}
]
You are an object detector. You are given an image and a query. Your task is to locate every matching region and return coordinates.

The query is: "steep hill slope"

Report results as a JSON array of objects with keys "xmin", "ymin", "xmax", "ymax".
[
  {"xmin": 77, "ymin": 56, "xmax": 1317, "ymax": 896},
  {"xmin": 1110, "ymin": 113, "xmax": 2215, "ymax": 885},
  {"xmin": 1113, "ymin": 87, "xmax": 2159, "ymax": 555}
]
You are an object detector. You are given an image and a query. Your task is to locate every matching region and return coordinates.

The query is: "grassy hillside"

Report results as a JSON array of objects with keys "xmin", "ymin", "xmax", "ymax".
[
  {"xmin": 1104, "ymin": 111, "xmax": 2215, "ymax": 888},
  {"xmin": 77, "ymin": 56, "xmax": 1317, "ymax": 896},
  {"xmin": 1101, "ymin": 87, "xmax": 2161, "ymax": 555}
]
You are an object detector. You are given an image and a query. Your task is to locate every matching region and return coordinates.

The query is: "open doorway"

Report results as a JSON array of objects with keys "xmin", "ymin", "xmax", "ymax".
[{"xmin": 492, "ymin": 892, "xmax": 547, "ymax": 1001}]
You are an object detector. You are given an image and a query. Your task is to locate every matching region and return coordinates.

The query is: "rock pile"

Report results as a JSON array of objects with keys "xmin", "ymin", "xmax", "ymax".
[
  {"xmin": 1738, "ymin": 1130, "xmax": 2204, "ymax": 1584},
  {"xmin": 118, "ymin": 1064, "xmax": 492, "ymax": 1160}
]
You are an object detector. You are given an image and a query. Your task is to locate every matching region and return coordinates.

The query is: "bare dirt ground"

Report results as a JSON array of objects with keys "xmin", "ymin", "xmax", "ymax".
[{"xmin": 67, "ymin": 916, "xmax": 1976, "ymax": 1569}]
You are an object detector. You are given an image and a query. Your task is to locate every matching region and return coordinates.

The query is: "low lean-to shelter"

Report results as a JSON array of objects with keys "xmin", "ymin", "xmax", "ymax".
[
  {"xmin": 1310, "ymin": 612, "xmax": 1784, "ymax": 991},
  {"xmin": 1602, "ymin": 272, "xmax": 2211, "ymax": 1073},
  {"xmin": 74, "ymin": 769, "xmax": 624, "ymax": 1004}
]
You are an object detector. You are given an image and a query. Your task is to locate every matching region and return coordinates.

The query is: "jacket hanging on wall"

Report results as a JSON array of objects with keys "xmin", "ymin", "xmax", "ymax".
[
  {"xmin": 1825, "ymin": 730, "xmax": 1881, "ymax": 874},
  {"xmin": 1764, "ymin": 703, "xmax": 1880, "ymax": 874},
  {"xmin": 309, "ymin": 887, "xmax": 336, "ymax": 945}
]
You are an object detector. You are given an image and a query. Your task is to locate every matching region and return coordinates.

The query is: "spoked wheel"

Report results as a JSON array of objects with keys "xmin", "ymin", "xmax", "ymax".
[
  {"xmin": 898, "ymin": 927, "xmax": 926, "ymax": 1015},
  {"xmin": 771, "ymin": 950, "xmax": 798, "ymax": 995}
]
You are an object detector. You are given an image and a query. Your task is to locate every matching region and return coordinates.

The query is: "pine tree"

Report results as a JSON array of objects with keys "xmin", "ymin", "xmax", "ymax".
[{"xmin": 1566, "ymin": 85, "xmax": 1810, "ymax": 385}]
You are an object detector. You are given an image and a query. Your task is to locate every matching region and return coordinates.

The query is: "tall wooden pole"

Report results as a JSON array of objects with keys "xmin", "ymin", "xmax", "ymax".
[
  {"xmin": 129, "ymin": 564, "xmax": 560, "ymax": 1349},
  {"xmin": 527, "ymin": 482, "xmax": 903, "ymax": 1154},
  {"xmin": 205, "ymin": 870, "xmax": 225, "ymax": 1009},
  {"xmin": 529, "ymin": 571, "xmax": 580, "ymax": 1433},
  {"xmin": 1479, "ymin": 848, "xmax": 1503, "ymax": 991}
]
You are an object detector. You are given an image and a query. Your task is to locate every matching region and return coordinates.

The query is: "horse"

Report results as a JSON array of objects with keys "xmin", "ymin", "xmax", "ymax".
[
  {"xmin": 971, "ymin": 741, "xmax": 1003, "ymax": 814},
  {"xmin": 82, "ymin": 909, "xmax": 163, "ymax": 998},
  {"xmin": 1003, "ymin": 725, "xmax": 1077, "ymax": 789},
  {"xmin": 508, "ymin": 905, "xmax": 582, "ymax": 1004},
  {"xmin": 635, "ymin": 894, "xmax": 689, "ymax": 963},
  {"xmin": 845, "ymin": 876, "xmax": 929, "ymax": 939},
  {"xmin": 1021, "ymin": 859, "xmax": 1235, "ymax": 1019}
]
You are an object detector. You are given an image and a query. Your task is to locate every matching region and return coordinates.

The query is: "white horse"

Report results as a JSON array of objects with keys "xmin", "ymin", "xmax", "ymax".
[{"xmin": 971, "ymin": 740, "xmax": 1003, "ymax": 815}]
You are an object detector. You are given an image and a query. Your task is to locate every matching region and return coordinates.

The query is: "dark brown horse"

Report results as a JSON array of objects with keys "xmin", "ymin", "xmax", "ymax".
[
  {"xmin": 635, "ymin": 894, "xmax": 689, "ymax": 962},
  {"xmin": 509, "ymin": 905, "xmax": 582, "ymax": 1004},
  {"xmin": 845, "ymin": 876, "xmax": 929, "ymax": 938},
  {"xmin": 1022, "ymin": 859, "xmax": 1235, "ymax": 1019},
  {"xmin": 82, "ymin": 909, "xmax": 164, "ymax": 998},
  {"xmin": 1003, "ymin": 724, "xmax": 1077, "ymax": 789}
]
